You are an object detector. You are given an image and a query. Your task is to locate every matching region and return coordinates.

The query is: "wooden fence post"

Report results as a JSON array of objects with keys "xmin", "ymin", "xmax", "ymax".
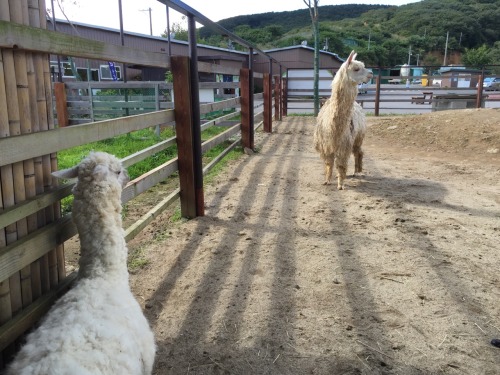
[
  {"xmin": 240, "ymin": 68, "xmax": 254, "ymax": 150},
  {"xmin": 263, "ymin": 73, "xmax": 272, "ymax": 133},
  {"xmin": 53, "ymin": 82, "xmax": 68, "ymax": 127},
  {"xmin": 476, "ymin": 69, "xmax": 484, "ymax": 109},
  {"xmin": 375, "ymin": 68, "xmax": 381, "ymax": 117},
  {"xmin": 282, "ymin": 77, "xmax": 287, "ymax": 117},
  {"xmin": 171, "ymin": 55, "xmax": 204, "ymax": 218},
  {"xmin": 274, "ymin": 76, "xmax": 280, "ymax": 121}
]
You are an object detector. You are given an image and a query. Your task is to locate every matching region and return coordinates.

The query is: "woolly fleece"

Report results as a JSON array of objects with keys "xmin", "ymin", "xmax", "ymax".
[{"xmin": 7, "ymin": 152, "xmax": 156, "ymax": 375}]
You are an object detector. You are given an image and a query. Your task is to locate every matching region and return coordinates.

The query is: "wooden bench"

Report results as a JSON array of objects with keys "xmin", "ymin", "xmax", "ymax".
[{"xmin": 411, "ymin": 91, "xmax": 433, "ymax": 104}]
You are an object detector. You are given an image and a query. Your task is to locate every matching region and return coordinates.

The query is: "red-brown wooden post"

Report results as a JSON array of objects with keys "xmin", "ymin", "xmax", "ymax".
[
  {"xmin": 263, "ymin": 73, "xmax": 272, "ymax": 133},
  {"xmin": 240, "ymin": 68, "xmax": 254, "ymax": 150},
  {"xmin": 171, "ymin": 55, "xmax": 204, "ymax": 218},
  {"xmin": 282, "ymin": 77, "xmax": 288, "ymax": 117},
  {"xmin": 476, "ymin": 69, "xmax": 484, "ymax": 108},
  {"xmin": 274, "ymin": 75, "xmax": 280, "ymax": 121},
  {"xmin": 53, "ymin": 82, "xmax": 68, "ymax": 127}
]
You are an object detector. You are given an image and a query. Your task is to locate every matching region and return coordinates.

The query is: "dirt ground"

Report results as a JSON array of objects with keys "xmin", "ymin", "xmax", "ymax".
[{"xmin": 79, "ymin": 108, "xmax": 500, "ymax": 374}]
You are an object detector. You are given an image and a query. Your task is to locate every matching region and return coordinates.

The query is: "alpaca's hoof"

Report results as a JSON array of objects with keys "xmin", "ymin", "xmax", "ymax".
[
  {"xmin": 323, "ymin": 181, "xmax": 331, "ymax": 185},
  {"xmin": 337, "ymin": 185, "xmax": 345, "ymax": 190}
]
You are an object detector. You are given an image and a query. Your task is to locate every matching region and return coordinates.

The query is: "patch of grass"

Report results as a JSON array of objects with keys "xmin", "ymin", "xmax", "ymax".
[
  {"xmin": 204, "ymin": 145, "xmax": 242, "ymax": 185},
  {"xmin": 57, "ymin": 123, "xmax": 246, "ymax": 216},
  {"xmin": 168, "ymin": 207, "xmax": 184, "ymax": 224},
  {"xmin": 127, "ymin": 246, "xmax": 150, "ymax": 273},
  {"xmin": 57, "ymin": 127, "xmax": 177, "ymax": 180}
]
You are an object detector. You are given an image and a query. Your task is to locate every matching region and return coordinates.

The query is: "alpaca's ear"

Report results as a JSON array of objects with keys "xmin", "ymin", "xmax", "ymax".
[
  {"xmin": 52, "ymin": 166, "xmax": 78, "ymax": 180},
  {"xmin": 347, "ymin": 50, "xmax": 357, "ymax": 65}
]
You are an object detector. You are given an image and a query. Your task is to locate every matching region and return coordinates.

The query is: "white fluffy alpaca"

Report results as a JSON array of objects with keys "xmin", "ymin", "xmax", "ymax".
[
  {"xmin": 313, "ymin": 50, "xmax": 373, "ymax": 189},
  {"xmin": 7, "ymin": 152, "xmax": 155, "ymax": 375}
]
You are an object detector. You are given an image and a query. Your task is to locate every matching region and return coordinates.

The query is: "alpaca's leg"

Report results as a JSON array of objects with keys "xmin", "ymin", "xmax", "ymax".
[
  {"xmin": 353, "ymin": 145, "xmax": 363, "ymax": 174},
  {"xmin": 336, "ymin": 160, "xmax": 348, "ymax": 190},
  {"xmin": 323, "ymin": 156, "xmax": 334, "ymax": 185}
]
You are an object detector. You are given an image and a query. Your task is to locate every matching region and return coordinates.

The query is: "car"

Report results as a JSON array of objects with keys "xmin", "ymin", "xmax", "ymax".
[
  {"xmin": 358, "ymin": 82, "xmax": 368, "ymax": 94},
  {"xmin": 483, "ymin": 77, "xmax": 500, "ymax": 91},
  {"xmin": 489, "ymin": 80, "xmax": 500, "ymax": 91}
]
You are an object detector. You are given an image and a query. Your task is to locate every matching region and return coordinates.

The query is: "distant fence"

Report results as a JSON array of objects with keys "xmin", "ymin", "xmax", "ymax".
[
  {"xmin": 55, "ymin": 81, "xmax": 243, "ymax": 125},
  {"xmin": 285, "ymin": 66, "xmax": 500, "ymax": 115}
]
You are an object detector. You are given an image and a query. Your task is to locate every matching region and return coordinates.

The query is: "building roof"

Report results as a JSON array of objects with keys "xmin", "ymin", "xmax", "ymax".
[
  {"xmin": 439, "ymin": 66, "xmax": 483, "ymax": 74},
  {"xmin": 48, "ymin": 18, "xmax": 249, "ymax": 56},
  {"xmin": 263, "ymin": 45, "xmax": 344, "ymax": 62}
]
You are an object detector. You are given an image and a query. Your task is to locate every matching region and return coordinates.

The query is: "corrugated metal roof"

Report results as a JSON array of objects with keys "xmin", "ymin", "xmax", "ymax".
[
  {"xmin": 48, "ymin": 18, "xmax": 248, "ymax": 56},
  {"xmin": 263, "ymin": 45, "xmax": 344, "ymax": 62}
]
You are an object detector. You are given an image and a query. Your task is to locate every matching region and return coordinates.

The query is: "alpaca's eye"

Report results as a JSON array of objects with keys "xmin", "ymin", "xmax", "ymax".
[{"xmin": 354, "ymin": 67, "xmax": 360, "ymax": 72}]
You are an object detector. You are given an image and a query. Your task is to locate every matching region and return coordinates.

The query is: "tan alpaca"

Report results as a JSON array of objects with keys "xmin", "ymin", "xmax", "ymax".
[{"xmin": 313, "ymin": 51, "xmax": 373, "ymax": 189}]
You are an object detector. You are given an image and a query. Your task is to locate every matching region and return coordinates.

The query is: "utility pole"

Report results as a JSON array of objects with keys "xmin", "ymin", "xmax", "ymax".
[
  {"xmin": 303, "ymin": 0, "xmax": 320, "ymax": 116},
  {"xmin": 166, "ymin": 6, "xmax": 172, "ymax": 56},
  {"xmin": 140, "ymin": 7, "xmax": 153, "ymax": 35},
  {"xmin": 407, "ymin": 45, "xmax": 412, "ymax": 65},
  {"xmin": 443, "ymin": 31, "xmax": 449, "ymax": 66},
  {"xmin": 118, "ymin": 0, "xmax": 127, "ymax": 82}
]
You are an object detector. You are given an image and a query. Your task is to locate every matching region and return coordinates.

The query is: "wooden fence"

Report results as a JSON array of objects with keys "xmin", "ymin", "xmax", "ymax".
[
  {"xmin": 0, "ymin": 0, "xmax": 282, "ymax": 368},
  {"xmin": 283, "ymin": 65, "xmax": 500, "ymax": 116},
  {"xmin": 284, "ymin": 67, "xmax": 500, "ymax": 115}
]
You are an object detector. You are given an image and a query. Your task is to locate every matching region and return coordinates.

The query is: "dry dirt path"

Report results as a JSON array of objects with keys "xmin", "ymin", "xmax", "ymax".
[{"xmin": 130, "ymin": 112, "xmax": 500, "ymax": 375}]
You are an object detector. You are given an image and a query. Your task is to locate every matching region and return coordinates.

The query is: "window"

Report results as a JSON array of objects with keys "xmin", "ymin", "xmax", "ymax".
[
  {"xmin": 76, "ymin": 67, "xmax": 99, "ymax": 81},
  {"xmin": 100, "ymin": 64, "xmax": 122, "ymax": 80},
  {"xmin": 50, "ymin": 61, "xmax": 74, "ymax": 77}
]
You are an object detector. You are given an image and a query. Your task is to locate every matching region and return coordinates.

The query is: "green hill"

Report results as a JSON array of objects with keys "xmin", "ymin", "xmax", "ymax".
[
  {"xmin": 199, "ymin": 4, "xmax": 389, "ymax": 38},
  {"xmin": 195, "ymin": 0, "xmax": 500, "ymax": 68}
]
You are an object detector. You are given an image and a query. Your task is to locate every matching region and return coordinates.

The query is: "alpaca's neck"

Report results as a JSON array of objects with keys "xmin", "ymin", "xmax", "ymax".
[
  {"xmin": 328, "ymin": 72, "xmax": 358, "ymax": 130},
  {"xmin": 72, "ymin": 194, "xmax": 129, "ymax": 281},
  {"xmin": 331, "ymin": 73, "xmax": 357, "ymax": 106}
]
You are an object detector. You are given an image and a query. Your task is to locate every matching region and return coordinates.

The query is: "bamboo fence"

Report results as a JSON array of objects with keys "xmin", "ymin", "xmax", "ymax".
[{"xmin": 0, "ymin": 0, "xmax": 65, "ymax": 365}]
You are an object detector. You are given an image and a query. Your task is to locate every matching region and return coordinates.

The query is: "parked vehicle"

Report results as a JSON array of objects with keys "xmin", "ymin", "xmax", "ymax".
[
  {"xmin": 358, "ymin": 82, "xmax": 368, "ymax": 94},
  {"xmin": 480, "ymin": 77, "xmax": 500, "ymax": 91}
]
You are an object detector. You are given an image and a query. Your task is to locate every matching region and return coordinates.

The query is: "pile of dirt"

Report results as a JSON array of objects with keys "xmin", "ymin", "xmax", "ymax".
[{"xmin": 367, "ymin": 108, "xmax": 500, "ymax": 161}]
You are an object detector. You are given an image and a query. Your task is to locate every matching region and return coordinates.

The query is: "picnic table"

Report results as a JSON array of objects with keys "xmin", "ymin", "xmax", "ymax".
[{"xmin": 411, "ymin": 91, "xmax": 433, "ymax": 104}]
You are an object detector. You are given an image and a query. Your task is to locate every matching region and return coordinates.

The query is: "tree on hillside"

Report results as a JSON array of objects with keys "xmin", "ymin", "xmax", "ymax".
[
  {"xmin": 161, "ymin": 17, "xmax": 189, "ymax": 41},
  {"xmin": 303, "ymin": 0, "xmax": 320, "ymax": 116},
  {"xmin": 461, "ymin": 45, "xmax": 493, "ymax": 68},
  {"xmin": 487, "ymin": 42, "xmax": 500, "ymax": 74}
]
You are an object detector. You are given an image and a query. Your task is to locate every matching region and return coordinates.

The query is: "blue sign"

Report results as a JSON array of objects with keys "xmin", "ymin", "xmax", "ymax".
[{"xmin": 108, "ymin": 62, "xmax": 118, "ymax": 81}]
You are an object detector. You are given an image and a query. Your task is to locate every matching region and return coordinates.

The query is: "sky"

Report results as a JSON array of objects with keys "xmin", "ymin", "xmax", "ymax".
[{"xmin": 50, "ymin": 0, "xmax": 421, "ymax": 37}]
